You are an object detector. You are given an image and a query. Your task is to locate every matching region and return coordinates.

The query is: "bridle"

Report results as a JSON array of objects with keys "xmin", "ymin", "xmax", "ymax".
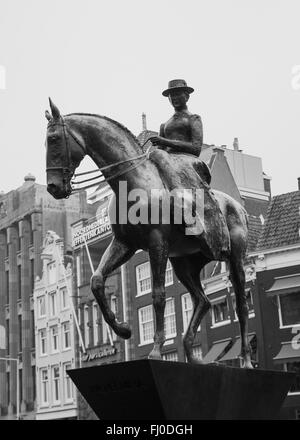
[
  {"xmin": 46, "ymin": 116, "xmax": 153, "ymax": 194},
  {"xmin": 46, "ymin": 116, "xmax": 86, "ymax": 197}
]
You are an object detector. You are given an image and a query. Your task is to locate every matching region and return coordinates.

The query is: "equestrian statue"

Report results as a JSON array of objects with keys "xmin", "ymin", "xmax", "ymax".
[{"xmin": 45, "ymin": 79, "xmax": 252, "ymax": 368}]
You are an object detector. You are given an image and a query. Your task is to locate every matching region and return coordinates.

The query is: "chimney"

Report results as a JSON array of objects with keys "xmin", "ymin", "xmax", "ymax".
[
  {"xmin": 233, "ymin": 137, "xmax": 239, "ymax": 151},
  {"xmin": 142, "ymin": 113, "xmax": 147, "ymax": 131},
  {"xmin": 298, "ymin": 177, "xmax": 300, "ymax": 190},
  {"xmin": 23, "ymin": 173, "xmax": 36, "ymax": 186}
]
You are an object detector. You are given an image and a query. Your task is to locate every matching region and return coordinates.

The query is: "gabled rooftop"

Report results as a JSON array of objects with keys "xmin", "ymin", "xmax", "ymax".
[{"xmin": 256, "ymin": 190, "xmax": 300, "ymax": 251}]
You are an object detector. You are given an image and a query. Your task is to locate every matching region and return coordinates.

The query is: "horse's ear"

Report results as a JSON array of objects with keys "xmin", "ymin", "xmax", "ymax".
[
  {"xmin": 45, "ymin": 110, "xmax": 52, "ymax": 121},
  {"xmin": 49, "ymin": 97, "xmax": 61, "ymax": 119}
]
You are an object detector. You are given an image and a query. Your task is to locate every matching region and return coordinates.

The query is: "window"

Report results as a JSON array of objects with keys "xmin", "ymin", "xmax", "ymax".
[
  {"xmin": 49, "ymin": 291, "xmax": 57, "ymax": 317},
  {"xmin": 48, "ymin": 262, "xmax": 56, "ymax": 285},
  {"xmin": 84, "ymin": 306, "xmax": 90, "ymax": 347},
  {"xmin": 138, "ymin": 305, "xmax": 154, "ymax": 345},
  {"xmin": 102, "ymin": 315, "xmax": 110, "ymax": 345},
  {"xmin": 62, "ymin": 322, "xmax": 71, "ymax": 349},
  {"xmin": 52, "ymin": 366, "xmax": 60, "ymax": 403},
  {"xmin": 19, "ymin": 369, "xmax": 22, "ymax": 406},
  {"xmin": 232, "ymin": 289, "xmax": 255, "ymax": 320},
  {"xmin": 51, "ymin": 326, "xmax": 59, "ymax": 352},
  {"xmin": 220, "ymin": 262, "xmax": 227, "ymax": 273},
  {"xmin": 101, "ymin": 310, "xmax": 115, "ymax": 345},
  {"xmin": 18, "ymin": 265, "xmax": 22, "ymax": 299},
  {"xmin": 279, "ymin": 292, "xmax": 300, "ymax": 327},
  {"xmin": 165, "ymin": 260, "xmax": 173, "ymax": 287},
  {"xmin": 111, "ymin": 296, "xmax": 117, "ymax": 342},
  {"xmin": 7, "ymin": 373, "xmax": 10, "ymax": 404},
  {"xmin": 285, "ymin": 362, "xmax": 300, "ymax": 394},
  {"xmin": 6, "ymin": 319, "xmax": 9, "ymax": 355},
  {"xmin": 192, "ymin": 345, "xmax": 203, "ymax": 361},
  {"xmin": 41, "ymin": 369, "xmax": 49, "ymax": 405},
  {"xmin": 40, "ymin": 329, "xmax": 47, "ymax": 355},
  {"xmin": 162, "ymin": 351, "xmax": 178, "ymax": 362},
  {"xmin": 31, "ymin": 310, "xmax": 35, "ymax": 348},
  {"xmin": 63, "ymin": 363, "xmax": 73, "ymax": 402},
  {"xmin": 211, "ymin": 296, "xmax": 230, "ymax": 326},
  {"xmin": 92, "ymin": 302, "xmax": 99, "ymax": 346},
  {"xmin": 61, "ymin": 287, "xmax": 68, "ymax": 310},
  {"xmin": 6, "ymin": 270, "xmax": 9, "ymax": 304},
  {"xmin": 164, "ymin": 298, "xmax": 177, "ymax": 338},
  {"xmin": 181, "ymin": 293, "xmax": 201, "ymax": 333},
  {"xmin": 32, "ymin": 366, "xmax": 36, "ymax": 401},
  {"xmin": 18, "ymin": 315, "xmax": 22, "ymax": 352},
  {"xmin": 38, "ymin": 295, "xmax": 46, "ymax": 317},
  {"xmin": 136, "ymin": 262, "xmax": 151, "ymax": 296},
  {"xmin": 182, "ymin": 293, "xmax": 193, "ymax": 333}
]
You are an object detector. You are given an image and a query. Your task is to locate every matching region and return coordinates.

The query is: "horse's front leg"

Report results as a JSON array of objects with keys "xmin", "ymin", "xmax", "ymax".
[
  {"xmin": 148, "ymin": 229, "xmax": 169, "ymax": 360},
  {"xmin": 91, "ymin": 237, "xmax": 135, "ymax": 339}
]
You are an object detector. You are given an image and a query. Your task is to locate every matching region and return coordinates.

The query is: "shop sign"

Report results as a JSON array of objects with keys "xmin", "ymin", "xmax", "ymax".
[{"xmin": 82, "ymin": 346, "xmax": 117, "ymax": 362}]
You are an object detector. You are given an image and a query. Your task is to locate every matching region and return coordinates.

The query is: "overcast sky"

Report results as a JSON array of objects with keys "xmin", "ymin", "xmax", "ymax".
[{"xmin": 0, "ymin": 0, "xmax": 300, "ymax": 195}]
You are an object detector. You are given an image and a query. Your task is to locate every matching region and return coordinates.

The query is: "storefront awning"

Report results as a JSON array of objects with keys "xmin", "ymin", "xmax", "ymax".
[
  {"xmin": 202, "ymin": 340, "xmax": 231, "ymax": 364},
  {"xmin": 218, "ymin": 335, "xmax": 255, "ymax": 362},
  {"xmin": 265, "ymin": 274, "xmax": 300, "ymax": 297},
  {"xmin": 273, "ymin": 342, "xmax": 300, "ymax": 363}
]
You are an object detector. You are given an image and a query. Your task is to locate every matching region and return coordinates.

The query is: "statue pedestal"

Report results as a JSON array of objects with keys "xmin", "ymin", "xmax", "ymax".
[{"xmin": 67, "ymin": 360, "xmax": 294, "ymax": 420}]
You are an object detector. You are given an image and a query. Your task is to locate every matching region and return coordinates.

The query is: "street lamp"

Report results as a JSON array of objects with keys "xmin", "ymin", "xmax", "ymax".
[{"xmin": 0, "ymin": 356, "xmax": 20, "ymax": 420}]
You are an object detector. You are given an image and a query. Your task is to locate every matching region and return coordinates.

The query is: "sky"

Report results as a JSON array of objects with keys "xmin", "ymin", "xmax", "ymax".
[{"xmin": 0, "ymin": 0, "xmax": 300, "ymax": 195}]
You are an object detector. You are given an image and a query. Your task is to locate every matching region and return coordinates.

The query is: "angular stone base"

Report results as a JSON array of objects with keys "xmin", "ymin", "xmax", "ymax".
[{"xmin": 67, "ymin": 360, "xmax": 295, "ymax": 420}]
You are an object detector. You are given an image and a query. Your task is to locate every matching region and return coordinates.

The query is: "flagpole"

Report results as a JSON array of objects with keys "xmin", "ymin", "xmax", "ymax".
[
  {"xmin": 54, "ymin": 245, "xmax": 86, "ymax": 354},
  {"xmin": 82, "ymin": 235, "xmax": 114, "ymax": 347}
]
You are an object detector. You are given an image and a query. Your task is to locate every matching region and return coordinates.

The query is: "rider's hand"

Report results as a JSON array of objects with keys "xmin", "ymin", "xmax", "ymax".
[
  {"xmin": 149, "ymin": 136, "xmax": 160, "ymax": 146},
  {"xmin": 149, "ymin": 136, "xmax": 167, "ymax": 147}
]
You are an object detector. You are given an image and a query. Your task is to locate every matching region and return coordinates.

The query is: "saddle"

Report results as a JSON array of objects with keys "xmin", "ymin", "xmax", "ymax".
[{"xmin": 150, "ymin": 150, "xmax": 231, "ymax": 260}]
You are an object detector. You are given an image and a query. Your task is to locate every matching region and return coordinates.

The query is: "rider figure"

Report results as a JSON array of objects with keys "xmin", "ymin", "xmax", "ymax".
[
  {"xmin": 150, "ymin": 79, "xmax": 203, "ymax": 157},
  {"xmin": 149, "ymin": 79, "xmax": 211, "ymax": 186},
  {"xmin": 149, "ymin": 79, "xmax": 230, "ymax": 259}
]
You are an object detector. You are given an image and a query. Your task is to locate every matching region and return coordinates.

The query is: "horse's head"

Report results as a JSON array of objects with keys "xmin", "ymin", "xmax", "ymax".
[{"xmin": 45, "ymin": 98, "xmax": 86, "ymax": 199}]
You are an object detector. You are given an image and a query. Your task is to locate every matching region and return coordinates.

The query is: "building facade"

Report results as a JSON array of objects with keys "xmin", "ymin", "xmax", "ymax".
[
  {"xmin": 250, "ymin": 188, "xmax": 300, "ymax": 419},
  {"xmin": 0, "ymin": 174, "xmax": 90, "ymax": 419},
  {"xmin": 34, "ymin": 231, "xmax": 77, "ymax": 420}
]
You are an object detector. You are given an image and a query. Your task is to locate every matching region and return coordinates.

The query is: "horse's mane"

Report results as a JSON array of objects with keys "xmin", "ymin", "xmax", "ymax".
[{"xmin": 66, "ymin": 113, "xmax": 141, "ymax": 149}]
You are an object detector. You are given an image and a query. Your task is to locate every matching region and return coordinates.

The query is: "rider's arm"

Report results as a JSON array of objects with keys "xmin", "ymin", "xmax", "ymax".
[
  {"xmin": 156, "ymin": 123, "xmax": 170, "ymax": 152},
  {"xmin": 159, "ymin": 123, "xmax": 165, "ymax": 138},
  {"xmin": 157, "ymin": 115, "xmax": 203, "ymax": 156}
]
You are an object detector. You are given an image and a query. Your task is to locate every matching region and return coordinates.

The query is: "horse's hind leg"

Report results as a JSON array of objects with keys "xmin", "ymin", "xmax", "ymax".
[
  {"xmin": 229, "ymin": 231, "xmax": 253, "ymax": 368},
  {"xmin": 148, "ymin": 229, "xmax": 169, "ymax": 360},
  {"xmin": 170, "ymin": 253, "xmax": 210, "ymax": 363}
]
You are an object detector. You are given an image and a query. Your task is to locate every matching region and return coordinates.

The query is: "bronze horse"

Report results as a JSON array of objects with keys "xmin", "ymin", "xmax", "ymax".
[{"xmin": 45, "ymin": 99, "xmax": 253, "ymax": 368}]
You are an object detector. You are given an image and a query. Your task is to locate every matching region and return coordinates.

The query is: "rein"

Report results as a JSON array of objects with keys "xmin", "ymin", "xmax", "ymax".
[{"xmin": 71, "ymin": 140, "xmax": 152, "ymax": 192}]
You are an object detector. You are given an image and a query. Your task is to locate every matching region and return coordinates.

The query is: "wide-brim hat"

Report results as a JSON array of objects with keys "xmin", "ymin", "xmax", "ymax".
[{"xmin": 162, "ymin": 79, "xmax": 194, "ymax": 97}]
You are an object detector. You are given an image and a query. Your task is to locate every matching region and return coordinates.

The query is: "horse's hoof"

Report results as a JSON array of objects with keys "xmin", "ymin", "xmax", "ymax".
[
  {"xmin": 243, "ymin": 363, "xmax": 254, "ymax": 369},
  {"xmin": 241, "ymin": 360, "xmax": 254, "ymax": 369},
  {"xmin": 113, "ymin": 321, "xmax": 131, "ymax": 339},
  {"xmin": 148, "ymin": 350, "xmax": 162, "ymax": 360}
]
